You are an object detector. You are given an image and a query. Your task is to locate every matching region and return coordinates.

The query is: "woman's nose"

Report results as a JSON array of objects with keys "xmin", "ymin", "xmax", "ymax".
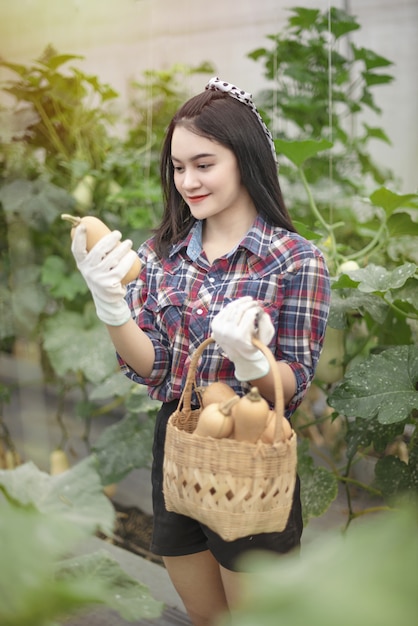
[{"xmin": 181, "ymin": 168, "xmax": 200, "ymax": 190}]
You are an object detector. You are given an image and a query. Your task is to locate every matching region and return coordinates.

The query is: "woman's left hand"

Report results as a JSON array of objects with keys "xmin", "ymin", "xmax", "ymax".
[{"xmin": 211, "ymin": 296, "xmax": 274, "ymax": 381}]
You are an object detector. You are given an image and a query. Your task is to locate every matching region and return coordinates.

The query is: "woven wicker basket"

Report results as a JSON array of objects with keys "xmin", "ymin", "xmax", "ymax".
[{"xmin": 163, "ymin": 336, "xmax": 297, "ymax": 541}]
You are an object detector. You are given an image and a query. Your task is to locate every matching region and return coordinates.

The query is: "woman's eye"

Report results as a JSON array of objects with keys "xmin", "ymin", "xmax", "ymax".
[{"xmin": 173, "ymin": 165, "xmax": 184, "ymax": 173}]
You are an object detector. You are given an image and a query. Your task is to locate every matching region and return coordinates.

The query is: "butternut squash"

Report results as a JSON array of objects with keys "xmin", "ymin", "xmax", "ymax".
[
  {"xmin": 260, "ymin": 410, "xmax": 292, "ymax": 443},
  {"xmin": 61, "ymin": 213, "xmax": 141, "ymax": 284},
  {"xmin": 194, "ymin": 397, "xmax": 238, "ymax": 438},
  {"xmin": 232, "ymin": 387, "xmax": 269, "ymax": 443},
  {"xmin": 49, "ymin": 449, "xmax": 70, "ymax": 475},
  {"xmin": 198, "ymin": 381, "xmax": 238, "ymax": 408}
]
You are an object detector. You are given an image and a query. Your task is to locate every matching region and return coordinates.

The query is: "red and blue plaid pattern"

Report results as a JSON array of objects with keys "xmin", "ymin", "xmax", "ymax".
[{"xmin": 119, "ymin": 215, "xmax": 330, "ymax": 416}]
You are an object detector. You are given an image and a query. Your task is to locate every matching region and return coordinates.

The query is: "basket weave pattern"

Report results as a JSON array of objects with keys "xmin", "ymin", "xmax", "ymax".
[{"xmin": 163, "ymin": 337, "xmax": 297, "ymax": 541}]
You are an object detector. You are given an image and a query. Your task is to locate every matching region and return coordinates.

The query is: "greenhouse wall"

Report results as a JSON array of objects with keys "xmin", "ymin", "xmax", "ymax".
[{"xmin": 1, "ymin": 0, "xmax": 417, "ymax": 190}]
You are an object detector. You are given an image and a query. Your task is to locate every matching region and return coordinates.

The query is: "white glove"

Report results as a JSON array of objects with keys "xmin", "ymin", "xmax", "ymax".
[
  {"xmin": 71, "ymin": 225, "xmax": 136, "ymax": 326},
  {"xmin": 211, "ymin": 296, "xmax": 275, "ymax": 381}
]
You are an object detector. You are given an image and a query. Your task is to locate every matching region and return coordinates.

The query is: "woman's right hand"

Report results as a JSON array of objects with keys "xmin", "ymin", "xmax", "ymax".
[{"xmin": 71, "ymin": 225, "xmax": 137, "ymax": 326}]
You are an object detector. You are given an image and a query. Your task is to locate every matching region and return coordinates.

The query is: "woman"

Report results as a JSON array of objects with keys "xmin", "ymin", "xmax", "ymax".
[{"xmin": 71, "ymin": 77, "xmax": 330, "ymax": 626}]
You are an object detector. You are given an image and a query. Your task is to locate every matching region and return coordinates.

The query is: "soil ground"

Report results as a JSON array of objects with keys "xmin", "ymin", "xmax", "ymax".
[{"xmin": 99, "ymin": 500, "xmax": 163, "ymax": 566}]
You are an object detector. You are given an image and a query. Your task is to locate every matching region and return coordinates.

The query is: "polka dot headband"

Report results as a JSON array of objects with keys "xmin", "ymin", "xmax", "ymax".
[{"xmin": 205, "ymin": 76, "xmax": 277, "ymax": 161}]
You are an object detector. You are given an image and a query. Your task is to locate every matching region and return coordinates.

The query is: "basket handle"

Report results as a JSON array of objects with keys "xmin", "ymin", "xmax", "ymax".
[
  {"xmin": 177, "ymin": 336, "xmax": 214, "ymax": 417},
  {"xmin": 179, "ymin": 335, "xmax": 286, "ymax": 442}
]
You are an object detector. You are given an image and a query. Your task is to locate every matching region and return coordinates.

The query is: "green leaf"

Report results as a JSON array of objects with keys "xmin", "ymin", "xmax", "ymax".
[
  {"xmin": 329, "ymin": 288, "xmax": 388, "ymax": 326},
  {"xmin": 362, "ymin": 123, "xmax": 391, "ymax": 144},
  {"xmin": 229, "ymin": 507, "xmax": 418, "ymax": 626},
  {"xmin": 388, "ymin": 277, "xmax": 418, "ymax": 311},
  {"xmin": 352, "ymin": 45, "xmax": 393, "ymax": 70},
  {"xmin": 0, "ymin": 502, "xmax": 162, "ymax": 626},
  {"xmin": 57, "ymin": 550, "xmax": 163, "ymax": 621},
  {"xmin": 345, "ymin": 416, "xmax": 405, "ymax": 459},
  {"xmin": 292, "ymin": 220, "xmax": 322, "ymax": 240},
  {"xmin": 88, "ymin": 370, "xmax": 134, "ymax": 401},
  {"xmin": 326, "ymin": 7, "xmax": 360, "ymax": 39},
  {"xmin": 387, "ymin": 211, "xmax": 418, "ymax": 238},
  {"xmin": 287, "ymin": 7, "xmax": 321, "ymax": 31},
  {"xmin": 92, "ymin": 413, "xmax": 155, "ymax": 484},
  {"xmin": 0, "ymin": 179, "xmax": 74, "ymax": 230},
  {"xmin": 362, "ymin": 72, "xmax": 394, "ymax": 87},
  {"xmin": 124, "ymin": 384, "xmax": 161, "ymax": 415},
  {"xmin": 275, "ymin": 138, "xmax": 333, "ymax": 167},
  {"xmin": 0, "ymin": 60, "xmax": 29, "ymax": 77},
  {"xmin": 41, "ymin": 255, "xmax": 88, "ymax": 300},
  {"xmin": 42, "ymin": 310, "xmax": 117, "ymax": 383},
  {"xmin": 332, "ymin": 263, "xmax": 417, "ymax": 294},
  {"xmin": 0, "ymin": 457, "xmax": 115, "ymax": 536},
  {"xmin": 0, "ymin": 502, "xmax": 101, "ymax": 626},
  {"xmin": 329, "ymin": 345, "xmax": 418, "ymax": 424},
  {"xmin": 369, "ymin": 187, "xmax": 418, "ymax": 216},
  {"xmin": 297, "ymin": 440, "xmax": 338, "ymax": 523},
  {"xmin": 374, "ymin": 456, "xmax": 418, "ymax": 501},
  {"xmin": 37, "ymin": 52, "xmax": 84, "ymax": 71}
]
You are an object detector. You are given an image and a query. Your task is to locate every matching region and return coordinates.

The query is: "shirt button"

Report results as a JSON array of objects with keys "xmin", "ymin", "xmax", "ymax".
[
  {"xmin": 208, "ymin": 277, "xmax": 215, "ymax": 283},
  {"xmin": 196, "ymin": 308, "xmax": 203, "ymax": 315}
]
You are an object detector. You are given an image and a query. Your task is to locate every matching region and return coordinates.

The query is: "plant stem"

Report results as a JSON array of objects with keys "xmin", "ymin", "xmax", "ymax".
[
  {"xmin": 299, "ymin": 166, "xmax": 331, "ymax": 234},
  {"xmin": 346, "ymin": 220, "xmax": 387, "ymax": 262},
  {"xmin": 350, "ymin": 505, "xmax": 392, "ymax": 518},
  {"xmin": 338, "ymin": 474, "xmax": 383, "ymax": 497},
  {"xmin": 33, "ymin": 98, "xmax": 71, "ymax": 161},
  {"xmin": 386, "ymin": 301, "xmax": 418, "ymax": 321}
]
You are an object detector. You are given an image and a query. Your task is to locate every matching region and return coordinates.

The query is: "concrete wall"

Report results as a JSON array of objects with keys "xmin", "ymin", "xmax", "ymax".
[{"xmin": 1, "ymin": 0, "xmax": 417, "ymax": 191}]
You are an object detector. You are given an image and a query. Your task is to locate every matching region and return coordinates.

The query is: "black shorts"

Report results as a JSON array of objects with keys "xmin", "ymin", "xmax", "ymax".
[{"xmin": 150, "ymin": 400, "xmax": 303, "ymax": 572}]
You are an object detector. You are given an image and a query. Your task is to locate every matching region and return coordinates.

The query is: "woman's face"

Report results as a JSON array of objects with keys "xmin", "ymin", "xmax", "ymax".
[{"xmin": 171, "ymin": 125, "xmax": 253, "ymax": 222}]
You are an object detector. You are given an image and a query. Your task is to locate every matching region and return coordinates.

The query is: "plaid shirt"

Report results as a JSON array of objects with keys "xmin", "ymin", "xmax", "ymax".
[{"xmin": 119, "ymin": 215, "xmax": 330, "ymax": 417}]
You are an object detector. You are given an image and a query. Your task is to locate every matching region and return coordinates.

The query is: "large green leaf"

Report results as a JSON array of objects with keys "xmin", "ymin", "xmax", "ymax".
[
  {"xmin": 369, "ymin": 187, "xmax": 417, "ymax": 216},
  {"xmin": 226, "ymin": 507, "xmax": 418, "ymax": 626},
  {"xmin": 332, "ymin": 262, "xmax": 417, "ymax": 294},
  {"xmin": 297, "ymin": 439, "xmax": 338, "ymax": 524},
  {"xmin": 57, "ymin": 550, "xmax": 163, "ymax": 621},
  {"xmin": 0, "ymin": 179, "xmax": 74, "ymax": 230},
  {"xmin": 329, "ymin": 345, "xmax": 418, "ymax": 424},
  {"xmin": 0, "ymin": 502, "xmax": 162, "ymax": 626},
  {"xmin": 345, "ymin": 416, "xmax": 406, "ymax": 459},
  {"xmin": 0, "ymin": 503, "xmax": 101, "ymax": 626},
  {"xmin": 43, "ymin": 310, "xmax": 117, "ymax": 383},
  {"xmin": 274, "ymin": 138, "xmax": 332, "ymax": 167},
  {"xmin": 374, "ymin": 455, "xmax": 418, "ymax": 501},
  {"xmin": 41, "ymin": 255, "xmax": 87, "ymax": 300},
  {"xmin": 92, "ymin": 412, "xmax": 155, "ymax": 485},
  {"xmin": 88, "ymin": 370, "xmax": 134, "ymax": 400},
  {"xmin": 0, "ymin": 457, "xmax": 115, "ymax": 536},
  {"xmin": 328, "ymin": 288, "xmax": 388, "ymax": 327},
  {"xmin": 387, "ymin": 211, "xmax": 418, "ymax": 238}
]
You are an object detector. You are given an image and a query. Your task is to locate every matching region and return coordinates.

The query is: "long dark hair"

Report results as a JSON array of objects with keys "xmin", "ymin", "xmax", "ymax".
[{"xmin": 154, "ymin": 89, "xmax": 296, "ymax": 257}]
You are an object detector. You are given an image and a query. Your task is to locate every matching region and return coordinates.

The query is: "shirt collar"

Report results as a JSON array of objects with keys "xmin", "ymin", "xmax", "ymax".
[
  {"xmin": 169, "ymin": 220, "xmax": 202, "ymax": 261},
  {"xmin": 169, "ymin": 215, "xmax": 275, "ymax": 261},
  {"xmin": 239, "ymin": 214, "xmax": 274, "ymax": 259}
]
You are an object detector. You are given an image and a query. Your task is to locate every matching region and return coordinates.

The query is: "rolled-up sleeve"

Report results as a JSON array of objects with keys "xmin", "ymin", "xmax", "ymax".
[
  {"xmin": 116, "ymin": 265, "xmax": 172, "ymax": 392},
  {"xmin": 279, "ymin": 253, "xmax": 330, "ymax": 415}
]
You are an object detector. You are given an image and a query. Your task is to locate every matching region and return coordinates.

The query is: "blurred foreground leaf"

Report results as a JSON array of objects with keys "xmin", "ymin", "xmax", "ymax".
[
  {"xmin": 57, "ymin": 550, "xmax": 163, "ymax": 621},
  {"xmin": 0, "ymin": 503, "xmax": 162, "ymax": 626},
  {"xmin": 225, "ymin": 506, "xmax": 418, "ymax": 626},
  {"xmin": 0, "ymin": 456, "xmax": 114, "ymax": 535}
]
